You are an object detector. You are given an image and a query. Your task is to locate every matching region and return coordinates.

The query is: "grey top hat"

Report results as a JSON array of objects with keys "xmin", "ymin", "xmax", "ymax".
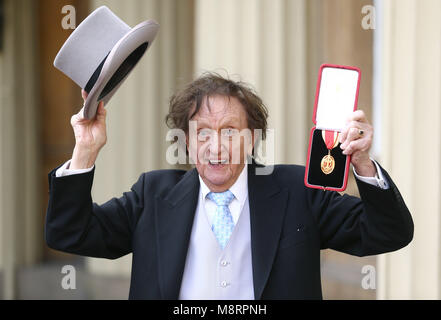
[{"xmin": 54, "ymin": 6, "xmax": 159, "ymax": 119}]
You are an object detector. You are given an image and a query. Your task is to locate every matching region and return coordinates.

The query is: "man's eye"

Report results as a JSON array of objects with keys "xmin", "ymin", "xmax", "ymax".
[
  {"xmin": 198, "ymin": 129, "xmax": 212, "ymax": 139},
  {"xmin": 222, "ymin": 128, "xmax": 237, "ymax": 137}
]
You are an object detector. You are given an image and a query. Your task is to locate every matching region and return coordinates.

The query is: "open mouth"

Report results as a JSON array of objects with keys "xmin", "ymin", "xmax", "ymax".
[
  {"xmin": 209, "ymin": 159, "xmax": 227, "ymax": 165},
  {"xmin": 208, "ymin": 159, "xmax": 228, "ymax": 168}
]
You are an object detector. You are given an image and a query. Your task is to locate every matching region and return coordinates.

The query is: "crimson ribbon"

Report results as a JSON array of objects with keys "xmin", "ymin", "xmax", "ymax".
[{"xmin": 323, "ymin": 130, "xmax": 339, "ymax": 149}]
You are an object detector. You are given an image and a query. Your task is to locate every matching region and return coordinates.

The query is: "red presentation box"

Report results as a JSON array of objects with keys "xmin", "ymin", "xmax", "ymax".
[{"xmin": 304, "ymin": 64, "xmax": 361, "ymax": 192}]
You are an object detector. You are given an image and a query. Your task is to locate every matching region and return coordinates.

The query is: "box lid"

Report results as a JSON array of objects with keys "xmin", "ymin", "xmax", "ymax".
[{"xmin": 312, "ymin": 64, "xmax": 361, "ymax": 131}]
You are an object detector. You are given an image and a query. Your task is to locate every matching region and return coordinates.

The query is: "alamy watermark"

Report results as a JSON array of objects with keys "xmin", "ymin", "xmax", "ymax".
[
  {"xmin": 361, "ymin": 265, "xmax": 376, "ymax": 290},
  {"xmin": 61, "ymin": 4, "xmax": 376, "ymax": 32},
  {"xmin": 61, "ymin": 5, "xmax": 76, "ymax": 30},
  {"xmin": 361, "ymin": 5, "xmax": 376, "ymax": 30},
  {"xmin": 165, "ymin": 122, "xmax": 275, "ymax": 175},
  {"xmin": 61, "ymin": 265, "xmax": 76, "ymax": 290}
]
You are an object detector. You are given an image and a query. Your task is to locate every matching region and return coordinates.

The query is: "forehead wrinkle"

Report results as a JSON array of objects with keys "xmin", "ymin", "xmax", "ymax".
[
  {"xmin": 193, "ymin": 95, "xmax": 247, "ymax": 128},
  {"xmin": 200, "ymin": 97, "xmax": 232, "ymax": 117},
  {"xmin": 190, "ymin": 96, "xmax": 227, "ymax": 122}
]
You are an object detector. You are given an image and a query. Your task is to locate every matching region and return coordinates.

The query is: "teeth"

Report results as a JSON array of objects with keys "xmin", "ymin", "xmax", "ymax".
[{"xmin": 209, "ymin": 159, "xmax": 227, "ymax": 164}]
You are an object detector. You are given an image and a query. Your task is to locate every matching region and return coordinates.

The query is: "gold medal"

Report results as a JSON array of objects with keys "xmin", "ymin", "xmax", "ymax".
[
  {"xmin": 321, "ymin": 130, "xmax": 340, "ymax": 175},
  {"xmin": 321, "ymin": 151, "xmax": 335, "ymax": 175}
]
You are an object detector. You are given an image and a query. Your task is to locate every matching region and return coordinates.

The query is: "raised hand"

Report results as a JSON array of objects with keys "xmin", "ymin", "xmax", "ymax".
[
  {"xmin": 339, "ymin": 110, "xmax": 376, "ymax": 177},
  {"xmin": 70, "ymin": 90, "xmax": 107, "ymax": 169}
]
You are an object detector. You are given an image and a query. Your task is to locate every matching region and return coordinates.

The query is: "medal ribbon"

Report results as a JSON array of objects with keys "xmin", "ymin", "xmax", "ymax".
[{"xmin": 322, "ymin": 130, "xmax": 340, "ymax": 150}]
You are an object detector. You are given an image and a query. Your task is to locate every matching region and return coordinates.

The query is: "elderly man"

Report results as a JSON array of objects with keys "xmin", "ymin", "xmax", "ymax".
[{"xmin": 45, "ymin": 73, "xmax": 413, "ymax": 299}]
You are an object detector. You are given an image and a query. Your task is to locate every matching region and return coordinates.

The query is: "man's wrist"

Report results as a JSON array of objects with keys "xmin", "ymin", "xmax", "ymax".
[
  {"xmin": 56, "ymin": 159, "xmax": 95, "ymax": 177},
  {"xmin": 353, "ymin": 158, "xmax": 390, "ymax": 189},
  {"xmin": 352, "ymin": 159, "xmax": 376, "ymax": 177},
  {"xmin": 71, "ymin": 146, "xmax": 98, "ymax": 169}
]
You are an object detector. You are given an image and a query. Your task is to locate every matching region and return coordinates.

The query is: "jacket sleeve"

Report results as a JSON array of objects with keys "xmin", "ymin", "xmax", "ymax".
[
  {"xmin": 45, "ymin": 166, "xmax": 145, "ymax": 259},
  {"xmin": 308, "ymin": 165, "xmax": 414, "ymax": 256}
]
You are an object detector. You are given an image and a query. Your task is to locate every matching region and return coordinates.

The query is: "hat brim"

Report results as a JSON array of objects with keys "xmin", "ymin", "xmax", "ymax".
[{"xmin": 83, "ymin": 20, "xmax": 159, "ymax": 119}]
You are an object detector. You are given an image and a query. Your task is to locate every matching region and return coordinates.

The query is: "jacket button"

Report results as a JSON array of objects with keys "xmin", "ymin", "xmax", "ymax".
[{"xmin": 220, "ymin": 281, "xmax": 228, "ymax": 287}]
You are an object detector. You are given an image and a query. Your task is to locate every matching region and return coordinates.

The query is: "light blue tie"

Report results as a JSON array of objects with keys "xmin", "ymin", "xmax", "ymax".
[{"xmin": 207, "ymin": 190, "xmax": 235, "ymax": 249}]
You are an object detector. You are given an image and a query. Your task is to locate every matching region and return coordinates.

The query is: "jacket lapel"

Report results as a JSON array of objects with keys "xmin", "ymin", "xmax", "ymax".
[
  {"xmin": 155, "ymin": 168, "xmax": 200, "ymax": 299},
  {"xmin": 248, "ymin": 162, "xmax": 288, "ymax": 299}
]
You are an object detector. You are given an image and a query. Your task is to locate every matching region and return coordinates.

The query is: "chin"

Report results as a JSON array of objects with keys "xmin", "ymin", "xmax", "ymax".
[{"xmin": 203, "ymin": 166, "xmax": 232, "ymax": 187}]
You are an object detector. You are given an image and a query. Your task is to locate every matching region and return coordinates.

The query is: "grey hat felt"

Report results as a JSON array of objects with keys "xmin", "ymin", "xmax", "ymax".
[{"xmin": 54, "ymin": 6, "xmax": 159, "ymax": 119}]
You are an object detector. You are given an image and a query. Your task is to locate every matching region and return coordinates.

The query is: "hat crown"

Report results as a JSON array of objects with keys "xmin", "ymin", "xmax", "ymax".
[{"xmin": 54, "ymin": 6, "xmax": 131, "ymax": 88}]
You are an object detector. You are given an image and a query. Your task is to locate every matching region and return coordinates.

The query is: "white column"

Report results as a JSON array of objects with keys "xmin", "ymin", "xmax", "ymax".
[
  {"xmin": 0, "ymin": 0, "xmax": 40, "ymax": 298},
  {"xmin": 87, "ymin": 0, "xmax": 193, "ymax": 276},
  {"xmin": 194, "ymin": 0, "xmax": 308, "ymax": 165},
  {"xmin": 377, "ymin": 0, "xmax": 441, "ymax": 299}
]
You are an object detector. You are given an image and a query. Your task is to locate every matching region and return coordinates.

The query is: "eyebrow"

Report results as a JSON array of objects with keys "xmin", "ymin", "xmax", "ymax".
[{"xmin": 195, "ymin": 117, "xmax": 241, "ymax": 128}]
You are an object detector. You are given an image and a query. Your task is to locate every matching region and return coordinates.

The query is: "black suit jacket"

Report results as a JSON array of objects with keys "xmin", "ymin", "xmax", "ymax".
[{"xmin": 45, "ymin": 162, "xmax": 413, "ymax": 299}]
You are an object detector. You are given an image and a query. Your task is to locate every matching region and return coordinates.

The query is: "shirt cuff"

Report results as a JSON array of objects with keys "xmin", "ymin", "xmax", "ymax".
[
  {"xmin": 353, "ymin": 158, "xmax": 390, "ymax": 189},
  {"xmin": 55, "ymin": 160, "xmax": 95, "ymax": 178}
]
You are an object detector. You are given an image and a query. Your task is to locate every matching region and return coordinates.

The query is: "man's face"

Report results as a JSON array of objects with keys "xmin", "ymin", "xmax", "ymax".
[{"xmin": 187, "ymin": 95, "xmax": 253, "ymax": 192}]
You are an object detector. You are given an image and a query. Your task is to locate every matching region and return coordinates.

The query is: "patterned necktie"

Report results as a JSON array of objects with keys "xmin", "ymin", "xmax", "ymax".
[{"xmin": 207, "ymin": 190, "xmax": 235, "ymax": 249}]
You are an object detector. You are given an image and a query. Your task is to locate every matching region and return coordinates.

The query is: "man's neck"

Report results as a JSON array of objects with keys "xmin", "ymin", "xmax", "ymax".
[{"xmin": 199, "ymin": 163, "xmax": 248, "ymax": 193}]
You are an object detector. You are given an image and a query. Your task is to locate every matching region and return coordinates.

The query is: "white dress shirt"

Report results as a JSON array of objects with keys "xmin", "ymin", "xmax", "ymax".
[{"xmin": 198, "ymin": 164, "xmax": 248, "ymax": 226}]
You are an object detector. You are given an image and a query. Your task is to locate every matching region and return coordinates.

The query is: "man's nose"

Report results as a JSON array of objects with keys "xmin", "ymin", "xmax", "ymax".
[{"xmin": 208, "ymin": 132, "xmax": 222, "ymax": 154}]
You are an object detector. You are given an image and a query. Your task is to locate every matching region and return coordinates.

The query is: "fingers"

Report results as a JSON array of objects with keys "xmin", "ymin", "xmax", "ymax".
[
  {"xmin": 81, "ymin": 89, "xmax": 88, "ymax": 102},
  {"xmin": 341, "ymin": 136, "xmax": 371, "ymax": 155},
  {"xmin": 339, "ymin": 121, "xmax": 361, "ymax": 144},
  {"xmin": 71, "ymin": 102, "xmax": 105, "ymax": 127},
  {"xmin": 71, "ymin": 106, "xmax": 86, "ymax": 126},
  {"xmin": 338, "ymin": 109, "xmax": 373, "ymax": 156},
  {"xmin": 340, "ymin": 123, "xmax": 367, "ymax": 147},
  {"xmin": 348, "ymin": 109, "xmax": 367, "ymax": 123},
  {"xmin": 339, "ymin": 110, "xmax": 367, "ymax": 143},
  {"xmin": 95, "ymin": 102, "xmax": 106, "ymax": 123}
]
